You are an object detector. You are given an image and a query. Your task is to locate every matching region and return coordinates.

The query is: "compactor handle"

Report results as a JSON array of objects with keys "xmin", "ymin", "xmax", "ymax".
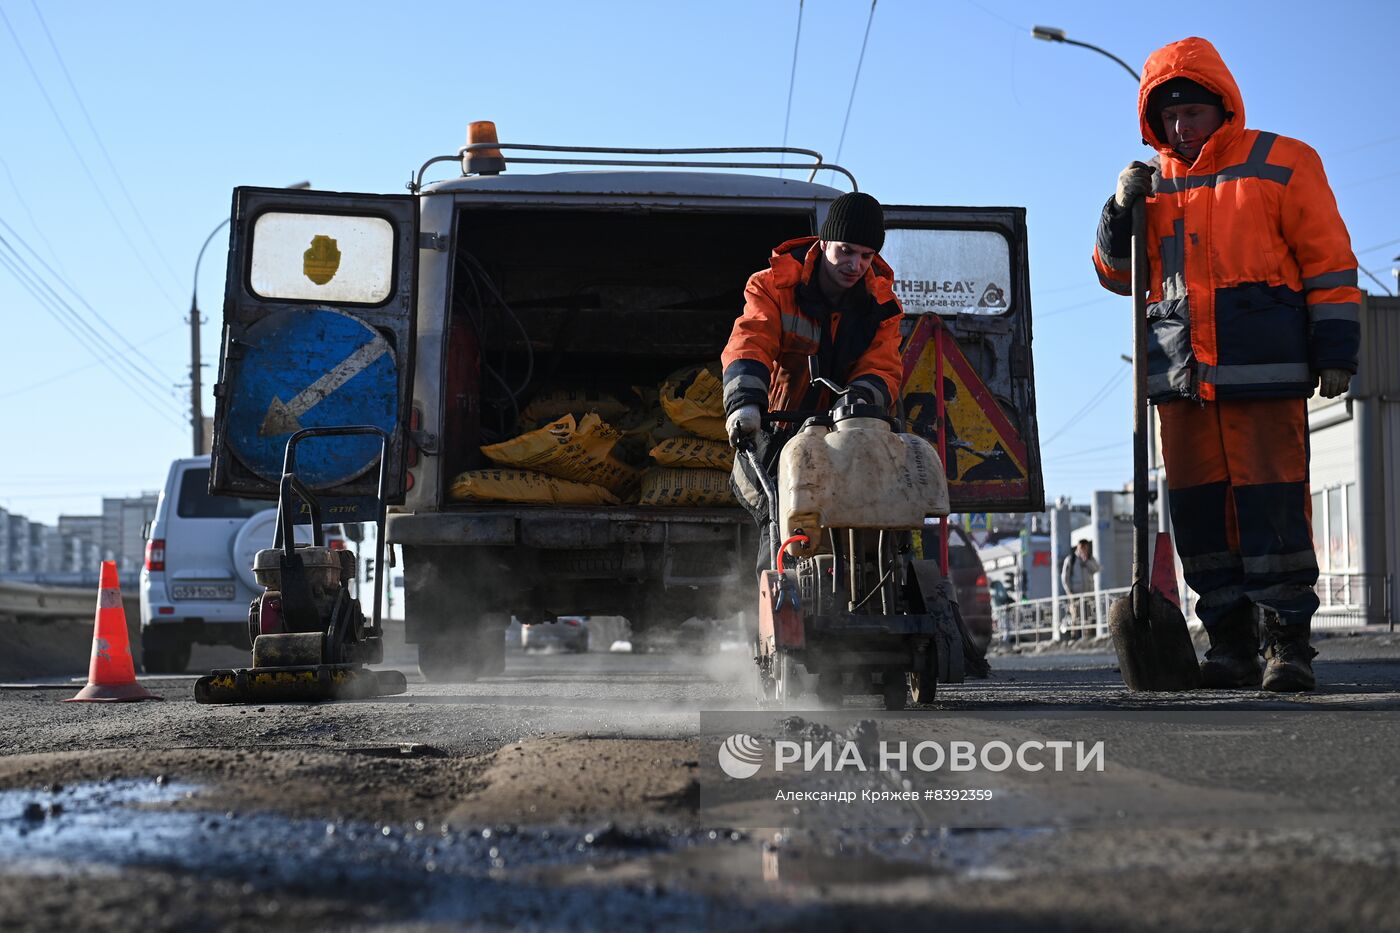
[{"xmin": 807, "ymin": 354, "xmax": 851, "ymax": 399}]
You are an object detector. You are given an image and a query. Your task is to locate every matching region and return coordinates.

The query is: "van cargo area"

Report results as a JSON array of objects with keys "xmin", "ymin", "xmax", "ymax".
[
  {"xmin": 441, "ymin": 206, "xmax": 811, "ymax": 473},
  {"xmin": 395, "ymin": 203, "xmax": 816, "ymax": 678}
]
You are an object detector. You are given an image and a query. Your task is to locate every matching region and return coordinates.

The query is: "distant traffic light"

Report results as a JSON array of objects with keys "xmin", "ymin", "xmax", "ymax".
[{"xmin": 364, "ymin": 558, "xmax": 375, "ymax": 582}]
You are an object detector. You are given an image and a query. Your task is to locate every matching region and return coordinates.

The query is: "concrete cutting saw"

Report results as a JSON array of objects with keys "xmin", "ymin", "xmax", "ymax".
[{"xmin": 744, "ymin": 363, "xmax": 988, "ymax": 710}]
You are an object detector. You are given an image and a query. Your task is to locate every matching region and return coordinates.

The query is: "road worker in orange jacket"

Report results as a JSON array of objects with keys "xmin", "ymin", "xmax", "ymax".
[
  {"xmin": 1093, "ymin": 37, "xmax": 1360, "ymax": 691},
  {"xmin": 722, "ymin": 191, "xmax": 904, "ymax": 576}
]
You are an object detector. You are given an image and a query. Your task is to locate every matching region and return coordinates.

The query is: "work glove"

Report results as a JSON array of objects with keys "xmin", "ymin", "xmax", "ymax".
[
  {"xmin": 726, "ymin": 404, "xmax": 762, "ymax": 447},
  {"xmin": 1115, "ymin": 161, "xmax": 1154, "ymax": 209},
  {"xmin": 1317, "ymin": 368, "xmax": 1352, "ymax": 399}
]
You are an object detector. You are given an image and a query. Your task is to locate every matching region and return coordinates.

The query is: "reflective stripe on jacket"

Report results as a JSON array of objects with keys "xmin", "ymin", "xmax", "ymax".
[
  {"xmin": 721, "ymin": 236, "xmax": 904, "ymax": 416},
  {"xmin": 1092, "ymin": 37, "xmax": 1360, "ymax": 403}
]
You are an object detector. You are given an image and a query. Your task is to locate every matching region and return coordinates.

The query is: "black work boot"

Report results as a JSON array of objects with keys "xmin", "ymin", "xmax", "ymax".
[
  {"xmin": 1262, "ymin": 615, "xmax": 1317, "ymax": 692},
  {"xmin": 1199, "ymin": 607, "xmax": 1263, "ymax": 688}
]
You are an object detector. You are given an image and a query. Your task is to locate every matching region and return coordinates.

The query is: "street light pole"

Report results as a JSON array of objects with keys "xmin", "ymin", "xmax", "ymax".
[
  {"xmin": 189, "ymin": 218, "xmax": 228, "ymax": 456},
  {"xmin": 1035, "ymin": 28, "xmax": 1165, "ymax": 536},
  {"xmin": 189, "ymin": 181, "xmax": 311, "ymax": 456},
  {"xmin": 1032, "ymin": 26, "xmax": 1140, "ymax": 82}
]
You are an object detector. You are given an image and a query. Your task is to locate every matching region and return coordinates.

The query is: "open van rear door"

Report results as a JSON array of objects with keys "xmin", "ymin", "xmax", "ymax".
[
  {"xmin": 209, "ymin": 187, "xmax": 418, "ymax": 509},
  {"xmin": 882, "ymin": 206, "xmax": 1043, "ymax": 513}
]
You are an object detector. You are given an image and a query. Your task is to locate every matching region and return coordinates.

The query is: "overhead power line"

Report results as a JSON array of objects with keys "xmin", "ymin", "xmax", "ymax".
[
  {"xmin": 833, "ymin": 0, "xmax": 878, "ymax": 170},
  {"xmin": 1038, "ymin": 294, "xmax": 1116, "ymax": 319},
  {"xmin": 0, "ymin": 155, "xmax": 64, "ymax": 273},
  {"xmin": 0, "ymin": 323, "xmax": 180, "ymax": 401},
  {"xmin": 0, "ymin": 4, "xmax": 180, "ymax": 310},
  {"xmin": 1051, "ymin": 439, "xmax": 1131, "ymax": 461},
  {"xmin": 779, "ymin": 0, "xmax": 804, "ymax": 178},
  {"xmin": 1359, "ymin": 266, "xmax": 1395, "ymax": 296},
  {"xmin": 0, "ymin": 231, "xmax": 185, "ymax": 426},
  {"xmin": 1041, "ymin": 363, "xmax": 1132, "ymax": 446},
  {"xmin": 0, "ymin": 213, "xmax": 173, "ymax": 378},
  {"xmin": 0, "ymin": 242, "xmax": 184, "ymax": 424},
  {"xmin": 27, "ymin": 0, "xmax": 183, "ymax": 289},
  {"xmin": 1355, "ymin": 237, "xmax": 1400, "ymax": 257},
  {"xmin": 1328, "ymin": 132, "xmax": 1400, "ymax": 158}
]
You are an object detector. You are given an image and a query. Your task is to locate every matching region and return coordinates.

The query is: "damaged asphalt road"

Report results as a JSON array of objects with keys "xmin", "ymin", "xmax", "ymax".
[{"xmin": 2, "ymin": 634, "xmax": 1400, "ymax": 931}]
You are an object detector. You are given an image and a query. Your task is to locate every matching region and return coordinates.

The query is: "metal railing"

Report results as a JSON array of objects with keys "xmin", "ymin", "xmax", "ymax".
[
  {"xmin": 993, "ymin": 586, "xmax": 1130, "ymax": 645},
  {"xmin": 993, "ymin": 572, "xmax": 1393, "ymax": 644}
]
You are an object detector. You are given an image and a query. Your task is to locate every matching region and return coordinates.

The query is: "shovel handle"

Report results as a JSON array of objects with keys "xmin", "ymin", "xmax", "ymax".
[{"xmin": 1131, "ymin": 200, "xmax": 1149, "ymax": 623}]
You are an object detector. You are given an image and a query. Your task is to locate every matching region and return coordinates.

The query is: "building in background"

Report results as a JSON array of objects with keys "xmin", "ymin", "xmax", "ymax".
[
  {"xmin": 0, "ymin": 492, "xmax": 158, "ymax": 585},
  {"xmin": 102, "ymin": 494, "xmax": 158, "ymax": 578},
  {"xmin": 1306, "ymin": 293, "xmax": 1399, "ymax": 624}
]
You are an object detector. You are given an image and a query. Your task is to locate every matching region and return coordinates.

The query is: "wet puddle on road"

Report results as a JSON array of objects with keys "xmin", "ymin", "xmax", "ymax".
[{"xmin": 0, "ymin": 780, "xmax": 1035, "ymax": 925}]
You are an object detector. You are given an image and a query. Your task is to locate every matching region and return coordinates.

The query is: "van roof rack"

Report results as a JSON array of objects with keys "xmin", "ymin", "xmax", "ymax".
[{"xmin": 410, "ymin": 143, "xmax": 858, "ymax": 194}]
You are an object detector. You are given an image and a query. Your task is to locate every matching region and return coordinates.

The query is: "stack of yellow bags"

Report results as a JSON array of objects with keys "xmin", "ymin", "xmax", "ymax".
[{"xmin": 447, "ymin": 361, "xmax": 741, "ymax": 509}]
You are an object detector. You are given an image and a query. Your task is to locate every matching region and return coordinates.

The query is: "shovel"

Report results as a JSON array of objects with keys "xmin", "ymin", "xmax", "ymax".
[{"xmin": 1108, "ymin": 200, "xmax": 1201, "ymax": 692}]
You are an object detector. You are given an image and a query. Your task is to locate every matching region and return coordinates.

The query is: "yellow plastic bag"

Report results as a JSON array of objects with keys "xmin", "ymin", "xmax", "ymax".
[
  {"xmin": 635, "ymin": 467, "xmax": 736, "ymax": 507},
  {"xmin": 448, "ymin": 469, "xmax": 621, "ymax": 506},
  {"xmin": 480, "ymin": 413, "xmax": 639, "ymax": 494},
  {"xmin": 649, "ymin": 436, "xmax": 734, "ymax": 471},
  {"xmin": 659, "ymin": 362, "xmax": 727, "ymax": 442}
]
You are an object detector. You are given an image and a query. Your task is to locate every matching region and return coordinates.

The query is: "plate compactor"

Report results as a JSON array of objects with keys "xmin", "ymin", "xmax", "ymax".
[
  {"xmin": 746, "ymin": 373, "xmax": 988, "ymax": 711},
  {"xmin": 195, "ymin": 427, "xmax": 407, "ymax": 704}
]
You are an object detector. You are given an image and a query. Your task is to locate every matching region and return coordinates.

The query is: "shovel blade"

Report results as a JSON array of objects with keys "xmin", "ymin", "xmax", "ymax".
[{"xmin": 1109, "ymin": 589, "xmax": 1201, "ymax": 692}]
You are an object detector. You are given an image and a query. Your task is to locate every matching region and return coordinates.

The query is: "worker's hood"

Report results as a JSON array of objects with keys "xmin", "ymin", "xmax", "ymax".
[
  {"xmin": 767, "ymin": 235, "xmax": 899, "ymax": 305},
  {"xmin": 1139, "ymin": 37, "xmax": 1244, "ymax": 165}
]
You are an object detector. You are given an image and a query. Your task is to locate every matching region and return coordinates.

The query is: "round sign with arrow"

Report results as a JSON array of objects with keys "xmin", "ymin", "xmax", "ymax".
[{"xmin": 225, "ymin": 306, "xmax": 398, "ymax": 488}]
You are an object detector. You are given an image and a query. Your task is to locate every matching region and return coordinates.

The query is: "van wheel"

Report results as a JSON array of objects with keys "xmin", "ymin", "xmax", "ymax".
[{"xmin": 142, "ymin": 637, "xmax": 191, "ymax": 674}]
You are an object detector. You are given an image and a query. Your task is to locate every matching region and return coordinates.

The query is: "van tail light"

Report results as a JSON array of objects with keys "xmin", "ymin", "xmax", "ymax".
[
  {"xmin": 975, "ymin": 573, "xmax": 987, "ymax": 587},
  {"xmin": 145, "ymin": 539, "xmax": 165, "ymax": 572}
]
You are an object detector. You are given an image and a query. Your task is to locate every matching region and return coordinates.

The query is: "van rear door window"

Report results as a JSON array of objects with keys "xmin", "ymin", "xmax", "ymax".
[
  {"xmin": 177, "ymin": 469, "xmax": 268, "ymax": 519},
  {"xmin": 249, "ymin": 211, "xmax": 396, "ymax": 304},
  {"xmin": 881, "ymin": 228, "xmax": 1012, "ymax": 315}
]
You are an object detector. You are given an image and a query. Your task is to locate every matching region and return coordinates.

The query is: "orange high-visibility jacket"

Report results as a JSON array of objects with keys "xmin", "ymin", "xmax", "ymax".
[
  {"xmin": 1093, "ymin": 37, "xmax": 1360, "ymax": 402},
  {"xmin": 721, "ymin": 236, "xmax": 904, "ymax": 417}
]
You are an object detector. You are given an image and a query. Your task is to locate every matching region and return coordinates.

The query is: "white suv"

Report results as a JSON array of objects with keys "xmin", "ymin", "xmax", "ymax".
[{"xmin": 139, "ymin": 456, "xmax": 343, "ymax": 672}]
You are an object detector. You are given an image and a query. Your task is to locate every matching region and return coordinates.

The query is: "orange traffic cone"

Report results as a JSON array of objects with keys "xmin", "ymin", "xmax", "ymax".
[
  {"xmin": 66, "ymin": 561, "xmax": 162, "ymax": 703},
  {"xmin": 1150, "ymin": 531, "xmax": 1183, "ymax": 610}
]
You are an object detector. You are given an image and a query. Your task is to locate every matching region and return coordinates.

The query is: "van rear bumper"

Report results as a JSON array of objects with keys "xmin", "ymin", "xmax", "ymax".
[{"xmin": 386, "ymin": 507, "xmax": 749, "ymax": 548}]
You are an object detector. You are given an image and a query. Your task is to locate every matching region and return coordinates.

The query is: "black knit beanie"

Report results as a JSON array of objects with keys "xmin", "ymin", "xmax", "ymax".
[
  {"xmin": 820, "ymin": 192, "xmax": 884, "ymax": 252},
  {"xmin": 1148, "ymin": 77, "xmax": 1225, "ymax": 138}
]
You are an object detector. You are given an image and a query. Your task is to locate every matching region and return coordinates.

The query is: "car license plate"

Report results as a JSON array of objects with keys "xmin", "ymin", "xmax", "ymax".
[{"xmin": 171, "ymin": 584, "xmax": 236, "ymax": 600}]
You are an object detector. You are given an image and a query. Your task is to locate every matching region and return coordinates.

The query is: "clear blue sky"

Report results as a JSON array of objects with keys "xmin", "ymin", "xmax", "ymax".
[{"xmin": 2, "ymin": 0, "xmax": 1396, "ymax": 524}]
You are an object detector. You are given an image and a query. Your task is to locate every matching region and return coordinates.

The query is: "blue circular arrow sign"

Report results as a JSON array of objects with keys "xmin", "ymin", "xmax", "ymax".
[{"xmin": 225, "ymin": 307, "xmax": 398, "ymax": 488}]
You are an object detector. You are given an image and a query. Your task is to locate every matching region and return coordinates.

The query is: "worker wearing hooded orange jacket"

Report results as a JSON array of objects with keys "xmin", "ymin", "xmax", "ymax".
[
  {"xmin": 1093, "ymin": 37, "xmax": 1360, "ymax": 692},
  {"xmin": 722, "ymin": 192, "xmax": 904, "ymax": 577}
]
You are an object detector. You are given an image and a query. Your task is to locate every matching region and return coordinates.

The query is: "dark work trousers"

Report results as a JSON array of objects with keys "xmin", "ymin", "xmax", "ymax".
[
  {"xmin": 730, "ymin": 428, "xmax": 791, "ymax": 580},
  {"xmin": 1158, "ymin": 397, "xmax": 1319, "ymax": 628}
]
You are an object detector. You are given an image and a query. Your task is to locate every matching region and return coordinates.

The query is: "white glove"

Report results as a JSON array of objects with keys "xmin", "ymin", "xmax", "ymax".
[
  {"xmin": 1318, "ymin": 369, "xmax": 1351, "ymax": 399},
  {"xmin": 726, "ymin": 404, "xmax": 762, "ymax": 447},
  {"xmin": 1115, "ymin": 161, "xmax": 1154, "ymax": 209}
]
